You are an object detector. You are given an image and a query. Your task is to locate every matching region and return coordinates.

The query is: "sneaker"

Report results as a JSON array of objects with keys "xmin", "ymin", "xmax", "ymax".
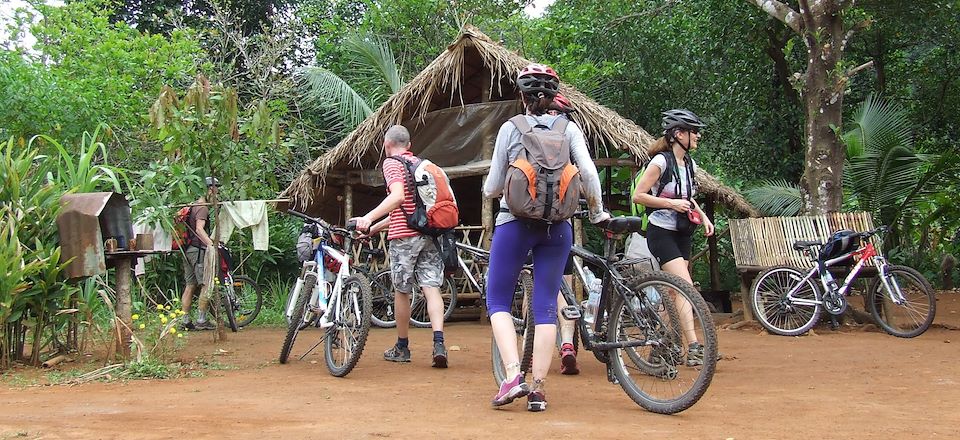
[
  {"xmin": 431, "ymin": 341, "xmax": 448, "ymax": 369},
  {"xmin": 559, "ymin": 343, "xmax": 579, "ymax": 375},
  {"xmin": 193, "ymin": 320, "xmax": 215, "ymax": 331},
  {"xmin": 527, "ymin": 391, "xmax": 546, "ymax": 412},
  {"xmin": 492, "ymin": 373, "xmax": 529, "ymax": 407},
  {"xmin": 686, "ymin": 342, "xmax": 705, "ymax": 367},
  {"xmin": 383, "ymin": 344, "xmax": 411, "ymax": 363},
  {"xmin": 180, "ymin": 320, "xmax": 196, "ymax": 331}
]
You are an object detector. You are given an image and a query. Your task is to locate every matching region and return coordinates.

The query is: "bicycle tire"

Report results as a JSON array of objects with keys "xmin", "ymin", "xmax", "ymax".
[
  {"xmin": 491, "ymin": 270, "xmax": 535, "ymax": 385},
  {"xmin": 279, "ymin": 274, "xmax": 315, "ymax": 364},
  {"xmin": 324, "ymin": 274, "xmax": 373, "ymax": 377},
  {"xmin": 231, "ymin": 275, "xmax": 263, "ymax": 328},
  {"xmin": 410, "ymin": 276, "xmax": 458, "ymax": 328},
  {"xmin": 751, "ymin": 265, "xmax": 822, "ymax": 336},
  {"xmin": 284, "ymin": 279, "xmax": 312, "ymax": 331},
  {"xmin": 510, "ymin": 268, "xmax": 533, "ymax": 327},
  {"xmin": 370, "ymin": 269, "xmax": 397, "ymax": 328},
  {"xmin": 866, "ymin": 265, "xmax": 936, "ymax": 338},
  {"xmin": 222, "ymin": 288, "xmax": 238, "ymax": 333},
  {"xmin": 607, "ymin": 270, "xmax": 717, "ymax": 414}
]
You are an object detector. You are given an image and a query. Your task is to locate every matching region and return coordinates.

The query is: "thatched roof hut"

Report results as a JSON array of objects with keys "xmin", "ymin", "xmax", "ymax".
[{"xmin": 282, "ymin": 26, "xmax": 758, "ymax": 224}]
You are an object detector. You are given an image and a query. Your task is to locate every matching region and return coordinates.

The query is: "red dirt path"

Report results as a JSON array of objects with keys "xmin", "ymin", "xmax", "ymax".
[{"xmin": 2, "ymin": 295, "xmax": 959, "ymax": 439}]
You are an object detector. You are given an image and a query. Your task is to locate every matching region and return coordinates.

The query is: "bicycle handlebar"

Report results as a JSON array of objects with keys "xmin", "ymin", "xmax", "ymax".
[{"xmin": 287, "ymin": 210, "xmax": 355, "ymax": 237}]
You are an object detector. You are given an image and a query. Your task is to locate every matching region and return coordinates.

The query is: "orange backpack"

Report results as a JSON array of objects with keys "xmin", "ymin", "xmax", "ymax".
[{"xmin": 387, "ymin": 156, "xmax": 460, "ymax": 237}]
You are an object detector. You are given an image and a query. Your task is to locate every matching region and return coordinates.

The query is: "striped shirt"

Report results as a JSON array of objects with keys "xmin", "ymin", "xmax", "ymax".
[{"xmin": 383, "ymin": 152, "xmax": 420, "ymax": 241}]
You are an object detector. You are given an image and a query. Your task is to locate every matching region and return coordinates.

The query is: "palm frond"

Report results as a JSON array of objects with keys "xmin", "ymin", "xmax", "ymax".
[
  {"xmin": 343, "ymin": 34, "xmax": 403, "ymax": 95},
  {"xmin": 744, "ymin": 179, "xmax": 803, "ymax": 216},
  {"xmin": 844, "ymin": 94, "xmax": 912, "ymax": 158},
  {"xmin": 299, "ymin": 67, "xmax": 373, "ymax": 131}
]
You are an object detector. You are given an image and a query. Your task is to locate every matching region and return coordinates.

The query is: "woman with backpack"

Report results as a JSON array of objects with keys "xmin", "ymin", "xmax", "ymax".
[
  {"xmin": 483, "ymin": 64, "xmax": 609, "ymax": 412},
  {"xmin": 631, "ymin": 109, "xmax": 715, "ymax": 366}
]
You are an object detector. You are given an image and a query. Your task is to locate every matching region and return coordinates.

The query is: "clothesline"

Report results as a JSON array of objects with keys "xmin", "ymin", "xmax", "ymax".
[{"xmin": 171, "ymin": 198, "xmax": 290, "ymax": 209}]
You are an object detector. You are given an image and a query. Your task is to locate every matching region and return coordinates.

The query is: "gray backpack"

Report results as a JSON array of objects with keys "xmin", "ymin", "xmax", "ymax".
[{"xmin": 504, "ymin": 115, "xmax": 582, "ymax": 222}]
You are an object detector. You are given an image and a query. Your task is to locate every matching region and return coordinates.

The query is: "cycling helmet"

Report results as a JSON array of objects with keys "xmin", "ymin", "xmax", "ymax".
[
  {"xmin": 819, "ymin": 229, "xmax": 859, "ymax": 261},
  {"xmin": 205, "ymin": 176, "xmax": 221, "ymax": 187},
  {"xmin": 661, "ymin": 109, "xmax": 706, "ymax": 132},
  {"xmin": 517, "ymin": 63, "xmax": 560, "ymax": 97},
  {"xmin": 549, "ymin": 93, "xmax": 574, "ymax": 113}
]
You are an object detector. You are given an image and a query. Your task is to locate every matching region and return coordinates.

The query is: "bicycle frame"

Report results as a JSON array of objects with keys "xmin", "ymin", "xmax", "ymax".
[
  {"xmin": 286, "ymin": 229, "xmax": 360, "ymax": 328},
  {"xmin": 784, "ymin": 241, "xmax": 904, "ymax": 307}
]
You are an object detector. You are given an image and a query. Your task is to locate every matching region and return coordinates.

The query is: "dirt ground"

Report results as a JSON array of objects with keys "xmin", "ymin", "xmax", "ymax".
[{"xmin": 2, "ymin": 294, "xmax": 959, "ymax": 440}]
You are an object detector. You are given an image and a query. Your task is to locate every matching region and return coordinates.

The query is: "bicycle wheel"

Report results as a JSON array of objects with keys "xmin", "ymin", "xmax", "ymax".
[
  {"xmin": 370, "ymin": 269, "xmax": 397, "ymax": 328},
  {"xmin": 410, "ymin": 276, "xmax": 458, "ymax": 328},
  {"xmin": 231, "ymin": 275, "xmax": 262, "ymax": 328},
  {"xmin": 222, "ymin": 288, "xmax": 238, "ymax": 333},
  {"xmin": 280, "ymin": 273, "xmax": 316, "ymax": 364},
  {"xmin": 607, "ymin": 270, "xmax": 717, "ymax": 414},
  {"xmin": 751, "ymin": 265, "xmax": 822, "ymax": 336},
  {"xmin": 866, "ymin": 265, "xmax": 936, "ymax": 338},
  {"xmin": 510, "ymin": 268, "xmax": 533, "ymax": 327},
  {"xmin": 324, "ymin": 274, "xmax": 373, "ymax": 377},
  {"xmin": 491, "ymin": 270, "xmax": 534, "ymax": 385}
]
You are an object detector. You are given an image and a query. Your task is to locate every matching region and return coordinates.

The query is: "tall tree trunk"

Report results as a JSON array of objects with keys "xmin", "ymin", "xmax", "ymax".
[{"xmin": 749, "ymin": 0, "xmax": 869, "ymax": 214}]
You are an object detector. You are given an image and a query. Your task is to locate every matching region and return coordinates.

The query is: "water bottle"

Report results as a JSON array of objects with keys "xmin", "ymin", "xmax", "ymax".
[{"xmin": 582, "ymin": 268, "xmax": 602, "ymax": 324}]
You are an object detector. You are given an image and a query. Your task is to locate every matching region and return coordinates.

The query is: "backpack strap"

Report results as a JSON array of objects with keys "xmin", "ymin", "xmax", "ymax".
[
  {"xmin": 550, "ymin": 116, "xmax": 569, "ymax": 134},
  {"xmin": 509, "ymin": 114, "xmax": 533, "ymax": 133},
  {"xmin": 385, "ymin": 155, "xmax": 421, "ymax": 217}
]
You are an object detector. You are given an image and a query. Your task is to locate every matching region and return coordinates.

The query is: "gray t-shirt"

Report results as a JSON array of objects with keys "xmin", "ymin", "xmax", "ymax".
[{"xmin": 647, "ymin": 153, "xmax": 697, "ymax": 231}]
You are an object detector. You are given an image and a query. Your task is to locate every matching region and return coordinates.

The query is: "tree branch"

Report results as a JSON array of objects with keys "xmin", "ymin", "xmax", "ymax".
[
  {"xmin": 844, "ymin": 60, "xmax": 874, "ymax": 78},
  {"xmin": 840, "ymin": 18, "xmax": 873, "ymax": 53},
  {"xmin": 746, "ymin": 0, "xmax": 803, "ymax": 34},
  {"xmin": 608, "ymin": 0, "xmax": 678, "ymax": 27}
]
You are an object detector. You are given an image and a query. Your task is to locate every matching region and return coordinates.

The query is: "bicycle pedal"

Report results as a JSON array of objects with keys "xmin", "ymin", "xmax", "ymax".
[{"xmin": 561, "ymin": 305, "xmax": 581, "ymax": 320}]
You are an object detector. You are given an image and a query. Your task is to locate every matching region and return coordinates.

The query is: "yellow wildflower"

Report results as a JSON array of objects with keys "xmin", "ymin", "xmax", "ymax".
[
  {"xmin": 177, "ymin": 333, "xmax": 183, "ymax": 338},
  {"xmin": 131, "ymin": 314, "xmax": 140, "ymax": 321},
  {"xmin": 169, "ymin": 327, "xmax": 177, "ymax": 334},
  {"xmin": 139, "ymin": 323, "xmax": 146, "ymax": 329},
  {"xmin": 177, "ymin": 310, "xmax": 185, "ymax": 316},
  {"xmin": 156, "ymin": 304, "xmax": 163, "ymax": 311},
  {"xmin": 160, "ymin": 316, "xmax": 168, "ymax": 324},
  {"xmin": 168, "ymin": 312, "xmax": 177, "ymax": 319},
  {"xmin": 164, "ymin": 304, "xmax": 171, "ymax": 310}
]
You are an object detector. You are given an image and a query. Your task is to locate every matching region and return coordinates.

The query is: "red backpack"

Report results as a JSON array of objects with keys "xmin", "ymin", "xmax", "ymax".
[
  {"xmin": 171, "ymin": 206, "xmax": 193, "ymax": 250},
  {"xmin": 387, "ymin": 155, "xmax": 460, "ymax": 237}
]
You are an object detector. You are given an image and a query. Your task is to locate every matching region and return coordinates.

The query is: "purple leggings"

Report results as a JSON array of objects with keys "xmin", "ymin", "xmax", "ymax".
[{"xmin": 486, "ymin": 220, "xmax": 572, "ymax": 325}]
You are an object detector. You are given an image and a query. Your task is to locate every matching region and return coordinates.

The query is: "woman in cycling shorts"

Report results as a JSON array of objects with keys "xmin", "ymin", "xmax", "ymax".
[
  {"xmin": 631, "ymin": 109, "xmax": 715, "ymax": 366},
  {"xmin": 483, "ymin": 63, "xmax": 608, "ymax": 412}
]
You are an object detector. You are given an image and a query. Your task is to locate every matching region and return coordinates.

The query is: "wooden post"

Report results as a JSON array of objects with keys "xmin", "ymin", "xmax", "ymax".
[
  {"xmin": 344, "ymin": 184, "xmax": 354, "ymax": 221},
  {"xmin": 738, "ymin": 272, "xmax": 754, "ymax": 322},
  {"xmin": 706, "ymin": 196, "xmax": 721, "ymax": 292},
  {"xmin": 115, "ymin": 258, "xmax": 133, "ymax": 358}
]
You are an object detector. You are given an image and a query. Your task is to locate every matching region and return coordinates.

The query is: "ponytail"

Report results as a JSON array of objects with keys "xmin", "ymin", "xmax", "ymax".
[
  {"xmin": 522, "ymin": 92, "xmax": 553, "ymax": 116},
  {"xmin": 647, "ymin": 128, "xmax": 680, "ymax": 156}
]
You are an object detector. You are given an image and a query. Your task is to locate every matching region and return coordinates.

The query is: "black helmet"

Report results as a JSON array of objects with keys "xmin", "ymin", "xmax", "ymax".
[
  {"xmin": 661, "ymin": 109, "xmax": 706, "ymax": 132},
  {"xmin": 517, "ymin": 63, "xmax": 560, "ymax": 98},
  {"xmin": 820, "ymin": 230, "xmax": 860, "ymax": 261}
]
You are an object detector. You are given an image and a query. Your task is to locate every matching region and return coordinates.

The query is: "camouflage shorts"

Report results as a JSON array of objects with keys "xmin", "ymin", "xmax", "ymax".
[{"xmin": 388, "ymin": 235, "xmax": 443, "ymax": 294}]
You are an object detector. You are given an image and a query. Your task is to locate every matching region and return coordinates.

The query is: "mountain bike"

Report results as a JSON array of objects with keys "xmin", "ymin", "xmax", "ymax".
[
  {"xmin": 490, "ymin": 215, "xmax": 717, "ymax": 415},
  {"xmin": 212, "ymin": 244, "xmax": 263, "ymax": 329},
  {"xmin": 750, "ymin": 225, "xmax": 936, "ymax": 338},
  {"xmin": 279, "ymin": 210, "xmax": 373, "ymax": 377}
]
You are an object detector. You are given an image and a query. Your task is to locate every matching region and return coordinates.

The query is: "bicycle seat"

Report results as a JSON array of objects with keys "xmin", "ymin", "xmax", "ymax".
[
  {"xmin": 360, "ymin": 247, "xmax": 385, "ymax": 258},
  {"xmin": 792, "ymin": 240, "xmax": 823, "ymax": 251},
  {"xmin": 606, "ymin": 217, "xmax": 645, "ymax": 234}
]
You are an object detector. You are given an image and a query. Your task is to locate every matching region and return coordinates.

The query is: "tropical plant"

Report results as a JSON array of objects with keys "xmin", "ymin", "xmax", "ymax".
[
  {"xmin": 744, "ymin": 179, "xmax": 803, "ymax": 217},
  {"xmin": 299, "ymin": 33, "xmax": 404, "ymax": 133}
]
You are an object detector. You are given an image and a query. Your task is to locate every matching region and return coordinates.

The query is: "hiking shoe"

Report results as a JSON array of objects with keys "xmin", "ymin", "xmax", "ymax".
[
  {"xmin": 193, "ymin": 320, "xmax": 215, "ymax": 331},
  {"xmin": 180, "ymin": 320, "xmax": 196, "ymax": 331},
  {"xmin": 686, "ymin": 342, "xmax": 705, "ymax": 367},
  {"xmin": 431, "ymin": 341, "xmax": 448, "ymax": 368},
  {"xmin": 383, "ymin": 344, "xmax": 411, "ymax": 363},
  {"xmin": 527, "ymin": 391, "xmax": 546, "ymax": 412},
  {"xmin": 492, "ymin": 373, "xmax": 529, "ymax": 407},
  {"xmin": 559, "ymin": 343, "xmax": 579, "ymax": 375}
]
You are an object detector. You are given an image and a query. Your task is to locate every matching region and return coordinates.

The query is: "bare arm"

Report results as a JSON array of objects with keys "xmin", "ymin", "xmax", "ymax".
[
  {"xmin": 195, "ymin": 217, "xmax": 213, "ymax": 247},
  {"xmin": 631, "ymin": 164, "xmax": 690, "ymax": 213}
]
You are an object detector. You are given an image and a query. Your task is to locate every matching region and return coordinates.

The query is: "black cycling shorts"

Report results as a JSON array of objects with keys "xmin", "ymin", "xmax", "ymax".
[{"xmin": 646, "ymin": 224, "xmax": 693, "ymax": 265}]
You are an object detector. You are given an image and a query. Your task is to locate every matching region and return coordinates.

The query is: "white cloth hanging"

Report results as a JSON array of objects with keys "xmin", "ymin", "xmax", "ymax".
[{"xmin": 215, "ymin": 201, "xmax": 269, "ymax": 251}]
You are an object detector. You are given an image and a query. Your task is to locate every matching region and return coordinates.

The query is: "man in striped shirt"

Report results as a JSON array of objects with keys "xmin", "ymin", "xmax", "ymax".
[{"xmin": 351, "ymin": 125, "xmax": 449, "ymax": 368}]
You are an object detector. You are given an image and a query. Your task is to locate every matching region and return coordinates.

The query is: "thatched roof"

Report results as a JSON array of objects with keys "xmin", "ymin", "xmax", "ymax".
[{"xmin": 282, "ymin": 26, "xmax": 758, "ymax": 218}]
